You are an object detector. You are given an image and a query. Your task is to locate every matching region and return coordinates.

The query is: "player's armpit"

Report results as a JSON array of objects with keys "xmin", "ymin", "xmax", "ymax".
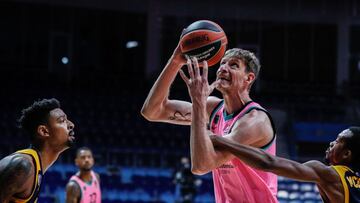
[
  {"xmin": 0, "ymin": 155, "xmax": 34, "ymax": 202},
  {"xmin": 65, "ymin": 181, "xmax": 81, "ymax": 203}
]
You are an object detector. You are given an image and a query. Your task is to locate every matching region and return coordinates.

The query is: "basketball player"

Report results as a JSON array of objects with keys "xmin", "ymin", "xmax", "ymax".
[
  {"xmin": 141, "ymin": 43, "xmax": 278, "ymax": 202},
  {"xmin": 0, "ymin": 98, "xmax": 75, "ymax": 203},
  {"xmin": 66, "ymin": 147, "xmax": 101, "ymax": 203},
  {"xmin": 211, "ymin": 127, "xmax": 360, "ymax": 203}
]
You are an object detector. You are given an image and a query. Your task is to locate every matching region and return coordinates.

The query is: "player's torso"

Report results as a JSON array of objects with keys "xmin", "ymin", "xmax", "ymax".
[
  {"xmin": 209, "ymin": 101, "xmax": 278, "ymax": 203},
  {"xmin": 331, "ymin": 165, "xmax": 360, "ymax": 203},
  {"xmin": 70, "ymin": 171, "xmax": 101, "ymax": 203}
]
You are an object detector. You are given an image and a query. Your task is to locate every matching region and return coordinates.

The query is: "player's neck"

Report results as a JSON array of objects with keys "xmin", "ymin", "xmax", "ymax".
[
  {"xmin": 79, "ymin": 170, "xmax": 93, "ymax": 182},
  {"xmin": 223, "ymin": 92, "xmax": 251, "ymax": 114},
  {"xmin": 36, "ymin": 148, "xmax": 61, "ymax": 173}
]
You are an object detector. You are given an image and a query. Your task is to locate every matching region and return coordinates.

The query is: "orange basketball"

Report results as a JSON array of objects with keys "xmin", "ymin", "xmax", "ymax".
[{"xmin": 180, "ymin": 20, "xmax": 228, "ymax": 67}]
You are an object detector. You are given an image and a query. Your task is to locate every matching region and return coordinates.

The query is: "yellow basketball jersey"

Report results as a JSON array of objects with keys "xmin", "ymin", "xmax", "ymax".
[
  {"xmin": 332, "ymin": 165, "xmax": 360, "ymax": 203},
  {"xmin": 12, "ymin": 149, "xmax": 43, "ymax": 203}
]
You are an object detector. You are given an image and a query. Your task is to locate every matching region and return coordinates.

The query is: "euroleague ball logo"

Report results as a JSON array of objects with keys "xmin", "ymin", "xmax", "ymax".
[{"xmin": 183, "ymin": 34, "xmax": 210, "ymax": 46}]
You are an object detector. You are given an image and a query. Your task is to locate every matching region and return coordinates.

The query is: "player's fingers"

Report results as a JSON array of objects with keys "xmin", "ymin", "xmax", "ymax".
[
  {"xmin": 192, "ymin": 57, "xmax": 200, "ymax": 78},
  {"xmin": 186, "ymin": 57, "xmax": 194, "ymax": 79},
  {"xmin": 202, "ymin": 61, "xmax": 208, "ymax": 81},
  {"xmin": 179, "ymin": 69, "xmax": 190, "ymax": 85}
]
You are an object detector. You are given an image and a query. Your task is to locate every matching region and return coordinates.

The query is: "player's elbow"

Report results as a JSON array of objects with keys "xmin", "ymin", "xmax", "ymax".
[
  {"xmin": 140, "ymin": 106, "xmax": 153, "ymax": 121},
  {"xmin": 191, "ymin": 164, "xmax": 211, "ymax": 175},
  {"xmin": 191, "ymin": 167, "xmax": 208, "ymax": 176},
  {"xmin": 140, "ymin": 104, "xmax": 159, "ymax": 121}
]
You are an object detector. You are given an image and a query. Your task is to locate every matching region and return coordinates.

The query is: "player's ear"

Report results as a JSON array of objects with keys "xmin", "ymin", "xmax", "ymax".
[
  {"xmin": 37, "ymin": 125, "xmax": 50, "ymax": 138},
  {"xmin": 343, "ymin": 149, "xmax": 352, "ymax": 161},
  {"xmin": 246, "ymin": 72, "xmax": 255, "ymax": 84}
]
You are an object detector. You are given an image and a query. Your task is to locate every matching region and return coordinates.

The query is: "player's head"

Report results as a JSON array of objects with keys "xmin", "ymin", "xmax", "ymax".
[
  {"xmin": 18, "ymin": 98, "xmax": 75, "ymax": 151},
  {"xmin": 325, "ymin": 127, "xmax": 360, "ymax": 168},
  {"xmin": 216, "ymin": 48, "xmax": 260, "ymax": 93},
  {"xmin": 75, "ymin": 147, "xmax": 94, "ymax": 172}
]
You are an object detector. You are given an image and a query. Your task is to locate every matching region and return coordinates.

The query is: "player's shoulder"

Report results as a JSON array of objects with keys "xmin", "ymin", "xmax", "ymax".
[
  {"xmin": 206, "ymin": 96, "xmax": 222, "ymax": 111},
  {"xmin": 304, "ymin": 160, "xmax": 327, "ymax": 167},
  {"xmin": 304, "ymin": 160, "xmax": 336, "ymax": 171},
  {"xmin": 66, "ymin": 178, "xmax": 81, "ymax": 191},
  {"xmin": 304, "ymin": 161, "xmax": 339, "ymax": 181},
  {"xmin": 94, "ymin": 171, "xmax": 101, "ymax": 181},
  {"xmin": 207, "ymin": 96, "xmax": 222, "ymax": 105},
  {"xmin": 241, "ymin": 106, "xmax": 269, "ymax": 123},
  {"xmin": 0, "ymin": 153, "xmax": 35, "ymax": 190},
  {"xmin": 66, "ymin": 179, "xmax": 81, "ymax": 197},
  {"xmin": 0, "ymin": 153, "xmax": 34, "ymax": 174}
]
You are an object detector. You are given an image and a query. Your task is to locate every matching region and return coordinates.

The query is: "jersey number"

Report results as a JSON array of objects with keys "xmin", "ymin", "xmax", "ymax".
[{"xmin": 90, "ymin": 193, "xmax": 97, "ymax": 203}]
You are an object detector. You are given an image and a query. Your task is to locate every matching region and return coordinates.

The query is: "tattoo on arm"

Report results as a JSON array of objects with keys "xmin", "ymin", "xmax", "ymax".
[
  {"xmin": 0, "ymin": 155, "xmax": 33, "ymax": 202},
  {"xmin": 169, "ymin": 111, "xmax": 191, "ymax": 121}
]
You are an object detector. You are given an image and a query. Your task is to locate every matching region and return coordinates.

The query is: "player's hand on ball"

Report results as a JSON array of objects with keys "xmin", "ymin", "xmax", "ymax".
[{"xmin": 171, "ymin": 41, "xmax": 187, "ymax": 66}]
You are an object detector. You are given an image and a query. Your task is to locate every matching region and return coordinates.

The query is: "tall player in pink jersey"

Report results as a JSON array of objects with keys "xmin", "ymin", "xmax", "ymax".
[
  {"xmin": 66, "ymin": 147, "xmax": 101, "ymax": 203},
  {"xmin": 142, "ymin": 41, "xmax": 278, "ymax": 202}
]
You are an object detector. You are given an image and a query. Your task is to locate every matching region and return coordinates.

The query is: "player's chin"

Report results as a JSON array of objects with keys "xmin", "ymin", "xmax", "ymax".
[
  {"xmin": 83, "ymin": 167, "xmax": 92, "ymax": 172},
  {"xmin": 66, "ymin": 138, "xmax": 76, "ymax": 148},
  {"xmin": 216, "ymin": 83, "xmax": 227, "ymax": 91},
  {"xmin": 323, "ymin": 155, "xmax": 330, "ymax": 165}
]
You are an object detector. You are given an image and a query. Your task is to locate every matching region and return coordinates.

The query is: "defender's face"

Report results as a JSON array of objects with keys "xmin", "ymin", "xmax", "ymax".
[
  {"xmin": 47, "ymin": 108, "xmax": 75, "ymax": 150},
  {"xmin": 75, "ymin": 150, "xmax": 94, "ymax": 171},
  {"xmin": 216, "ymin": 56, "xmax": 251, "ymax": 93},
  {"xmin": 325, "ymin": 129, "xmax": 352, "ymax": 165}
]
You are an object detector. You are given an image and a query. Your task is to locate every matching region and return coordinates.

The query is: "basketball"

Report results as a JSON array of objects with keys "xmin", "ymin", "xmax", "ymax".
[{"xmin": 180, "ymin": 20, "xmax": 228, "ymax": 67}]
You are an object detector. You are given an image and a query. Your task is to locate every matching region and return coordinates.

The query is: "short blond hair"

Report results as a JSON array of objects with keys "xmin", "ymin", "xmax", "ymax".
[{"xmin": 223, "ymin": 48, "xmax": 260, "ymax": 78}]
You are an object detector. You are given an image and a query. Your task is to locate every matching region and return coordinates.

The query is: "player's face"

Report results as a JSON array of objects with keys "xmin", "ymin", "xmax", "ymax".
[
  {"xmin": 216, "ymin": 56, "xmax": 252, "ymax": 93},
  {"xmin": 46, "ymin": 108, "xmax": 75, "ymax": 151},
  {"xmin": 325, "ymin": 129, "xmax": 352, "ymax": 165},
  {"xmin": 76, "ymin": 150, "xmax": 94, "ymax": 171}
]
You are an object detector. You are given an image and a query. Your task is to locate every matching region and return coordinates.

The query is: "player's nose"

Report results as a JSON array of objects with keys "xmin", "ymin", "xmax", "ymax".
[
  {"xmin": 217, "ymin": 63, "xmax": 228, "ymax": 74},
  {"xmin": 67, "ymin": 119, "xmax": 75, "ymax": 130}
]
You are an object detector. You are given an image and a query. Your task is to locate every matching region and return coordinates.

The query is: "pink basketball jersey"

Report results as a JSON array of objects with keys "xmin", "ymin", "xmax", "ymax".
[
  {"xmin": 70, "ymin": 171, "xmax": 102, "ymax": 203},
  {"xmin": 209, "ymin": 101, "xmax": 278, "ymax": 203}
]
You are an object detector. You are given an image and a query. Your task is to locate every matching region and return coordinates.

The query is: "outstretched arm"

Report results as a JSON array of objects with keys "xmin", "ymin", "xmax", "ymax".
[
  {"xmin": 0, "ymin": 154, "xmax": 34, "ymax": 203},
  {"xmin": 211, "ymin": 136, "xmax": 337, "ymax": 183}
]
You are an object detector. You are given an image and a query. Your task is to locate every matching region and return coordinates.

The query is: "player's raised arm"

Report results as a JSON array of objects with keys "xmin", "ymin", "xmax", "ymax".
[
  {"xmin": 141, "ymin": 48, "xmax": 220, "ymax": 126},
  {"xmin": 211, "ymin": 136, "xmax": 336, "ymax": 183},
  {"xmin": 141, "ymin": 43, "xmax": 195, "ymax": 125}
]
